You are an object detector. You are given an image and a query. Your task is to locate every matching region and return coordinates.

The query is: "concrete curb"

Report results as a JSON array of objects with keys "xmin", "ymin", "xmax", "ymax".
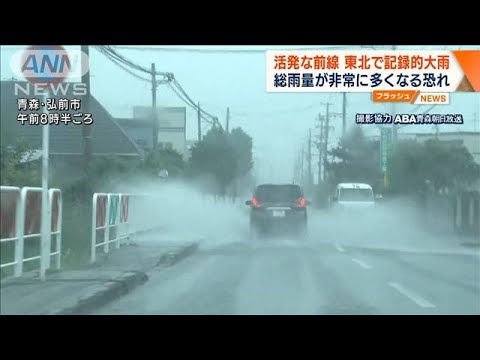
[
  {"xmin": 48, "ymin": 271, "xmax": 148, "ymax": 315},
  {"xmin": 156, "ymin": 242, "xmax": 199, "ymax": 267},
  {"xmin": 48, "ymin": 242, "xmax": 200, "ymax": 315}
]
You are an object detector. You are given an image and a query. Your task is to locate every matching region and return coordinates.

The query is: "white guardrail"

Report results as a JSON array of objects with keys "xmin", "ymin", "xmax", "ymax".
[
  {"xmin": 91, "ymin": 193, "xmax": 131, "ymax": 263},
  {"xmin": 1, "ymin": 188, "xmax": 161, "ymax": 276},
  {"xmin": 90, "ymin": 193, "xmax": 168, "ymax": 263},
  {"xmin": 90, "ymin": 193, "xmax": 161, "ymax": 263},
  {"xmin": 0, "ymin": 186, "xmax": 62, "ymax": 278}
]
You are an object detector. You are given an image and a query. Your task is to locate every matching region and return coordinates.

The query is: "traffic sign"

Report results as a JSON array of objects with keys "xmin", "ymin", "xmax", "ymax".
[{"xmin": 380, "ymin": 127, "xmax": 393, "ymax": 173}]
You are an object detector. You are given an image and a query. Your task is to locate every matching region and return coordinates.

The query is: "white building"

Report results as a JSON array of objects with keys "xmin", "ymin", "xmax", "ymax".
[{"xmin": 133, "ymin": 106, "xmax": 188, "ymax": 159}]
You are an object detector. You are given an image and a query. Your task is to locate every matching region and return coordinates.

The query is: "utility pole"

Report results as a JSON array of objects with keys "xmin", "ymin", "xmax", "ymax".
[
  {"xmin": 391, "ymin": 45, "xmax": 398, "ymax": 146},
  {"xmin": 317, "ymin": 114, "xmax": 324, "ymax": 184},
  {"xmin": 151, "ymin": 63, "xmax": 158, "ymax": 150},
  {"xmin": 226, "ymin": 107, "xmax": 230, "ymax": 133},
  {"xmin": 342, "ymin": 92, "xmax": 346, "ymax": 136},
  {"xmin": 323, "ymin": 103, "xmax": 330, "ymax": 181},
  {"xmin": 307, "ymin": 128, "xmax": 312, "ymax": 186},
  {"xmin": 295, "ymin": 151, "xmax": 301, "ymax": 183},
  {"xmin": 197, "ymin": 102, "xmax": 202, "ymax": 142},
  {"xmin": 81, "ymin": 45, "xmax": 92, "ymax": 174},
  {"xmin": 293, "ymin": 153, "xmax": 297, "ymax": 183},
  {"xmin": 300, "ymin": 146, "xmax": 305, "ymax": 185},
  {"xmin": 319, "ymin": 102, "xmax": 342, "ymax": 181}
]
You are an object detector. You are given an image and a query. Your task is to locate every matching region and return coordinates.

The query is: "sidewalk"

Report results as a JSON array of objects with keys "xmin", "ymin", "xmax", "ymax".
[
  {"xmin": 309, "ymin": 208, "xmax": 480, "ymax": 257},
  {"xmin": 0, "ymin": 231, "xmax": 199, "ymax": 315}
]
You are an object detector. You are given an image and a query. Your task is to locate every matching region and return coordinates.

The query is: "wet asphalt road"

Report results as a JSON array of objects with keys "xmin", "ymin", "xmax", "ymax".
[{"xmin": 93, "ymin": 231, "xmax": 480, "ymax": 315}]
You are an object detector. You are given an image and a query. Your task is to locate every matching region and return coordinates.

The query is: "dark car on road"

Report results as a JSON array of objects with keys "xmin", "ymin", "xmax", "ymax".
[{"xmin": 245, "ymin": 184, "xmax": 308, "ymax": 239}]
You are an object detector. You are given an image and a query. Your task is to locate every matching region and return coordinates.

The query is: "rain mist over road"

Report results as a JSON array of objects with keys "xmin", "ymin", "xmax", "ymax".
[{"xmin": 91, "ymin": 178, "xmax": 480, "ymax": 315}]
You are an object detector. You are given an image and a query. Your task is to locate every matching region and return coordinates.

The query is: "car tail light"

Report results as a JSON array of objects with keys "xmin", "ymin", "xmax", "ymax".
[
  {"xmin": 297, "ymin": 197, "xmax": 307, "ymax": 207},
  {"xmin": 251, "ymin": 197, "xmax": 263, "ymax": 207}
]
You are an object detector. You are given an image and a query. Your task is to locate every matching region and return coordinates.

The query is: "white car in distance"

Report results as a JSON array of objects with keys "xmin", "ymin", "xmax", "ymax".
[{"xmin": 331, "ymin": 183, "xmax": 376, "ymax": 211}]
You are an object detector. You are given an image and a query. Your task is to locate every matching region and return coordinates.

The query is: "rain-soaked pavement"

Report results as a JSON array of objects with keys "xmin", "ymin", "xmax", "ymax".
[{"xmin": 93, "ymin": 198, "xmax": 480, "ymax": 315}]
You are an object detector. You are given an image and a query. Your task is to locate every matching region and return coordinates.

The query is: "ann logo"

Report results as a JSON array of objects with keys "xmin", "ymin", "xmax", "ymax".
[
  {"xmin": 20, "ymin": 45, "xmax": 74, "ymax": 85},
  {"xmin": 10, "ymin": 46, "xmax": 89, "ymax": 87}
]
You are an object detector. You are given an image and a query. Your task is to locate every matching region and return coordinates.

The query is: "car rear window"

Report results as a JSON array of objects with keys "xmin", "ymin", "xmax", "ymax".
[
  {"xmin": 339, "ymin": 188, "xmax": 373, "ymax": 202},
  {"xmin": 255, "ymin": 185, "xmax": 303, "ymax": 202}
]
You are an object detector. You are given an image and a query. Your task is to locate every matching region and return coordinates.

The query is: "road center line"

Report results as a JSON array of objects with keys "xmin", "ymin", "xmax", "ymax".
[
  {"xmin": 388, "ymin": 282, "xmax": 436, "ymax": 308},
  {"xmin": 351, "ymin": 258, "xmax": 371, "ymax": 269},
  {"xmin": 335, "ymin": 244, "xmax": 345, "ymax": 252}
]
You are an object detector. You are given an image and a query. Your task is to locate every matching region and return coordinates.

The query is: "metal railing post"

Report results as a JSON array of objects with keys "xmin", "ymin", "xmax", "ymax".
[{"xmin": 14, "ymin": 188, "xmax": 24, "ymax": 277}]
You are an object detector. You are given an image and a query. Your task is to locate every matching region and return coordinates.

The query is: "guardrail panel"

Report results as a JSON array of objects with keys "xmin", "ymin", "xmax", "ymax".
[
  {"xmin": 1, "ymin": 186, "xmax": 61, "ymax": 279},
  {"xmin": 0, "ymin": 187, "xmax": 22, "ymax": 276},
  {"xmin": 49, "ymin": 189, "xmax": 62, "ymax": 269},
  {"xmin": 91, "ymin": 193, "xmax": 107, "ymax": 263},
  {"xmin": 91, "ymin": 192, "xmax": 159, "ymax": 263},
  {"xmin": 108, "ymin": 194, "xmax": 120, "ymax": 249}
]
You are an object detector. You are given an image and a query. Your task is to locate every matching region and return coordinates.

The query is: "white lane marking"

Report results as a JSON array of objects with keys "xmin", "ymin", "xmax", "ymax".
[
  {"xmin": 335, "ymin": 244, "xmax": 345, "ymax": 252},
  {"xmin": 351, "ymin": 258, "xmax": 371, "ymax": 269},
  {"xmin": 388, "ymin": 282, "xmax": 436, "ymax": 308},
  {"xmin": 298, "ymin": 260, "xmax": 319, "ymax": 313}
]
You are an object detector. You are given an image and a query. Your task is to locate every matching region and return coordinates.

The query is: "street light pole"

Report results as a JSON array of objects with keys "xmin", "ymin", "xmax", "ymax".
[{"xmin": 39, "ymin": 91, "xmax": 51, "ymax": 281}]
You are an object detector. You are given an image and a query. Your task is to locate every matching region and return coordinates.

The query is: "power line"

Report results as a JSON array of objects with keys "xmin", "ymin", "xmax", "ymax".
[
  {"xmin": 94, "ymin": 46, "xmax": 153, "ymax": 82},
  {"xmin": 167, "ymin": 81, "xmax": 215, "ymax": 123},
  {"xmin": 111, "ymin": 46, "xmax": 352, "ymax": 53},
  {"xmin": 169, "ymin": 78, "xmax": 223, "ymax": 130},
  {"xmin": 95, "ymin": 46, "xmax": 150, "ymax": 74},
  {"xmin": 95, "ymin": 45, "xmax": 223, "ymax": 131},
  {"xmin": 166, "ymin": 81, "xmax": 216, "ymax": 127},
  {"xmin": 98, "ymin": 49, "xmax": 152, "ymax": 82},
  {"xmin": 170, "ymin": 79, "xmax": 215, "ymax": 119},
  {"xmin": 95, "ymin": 46, "xmax": 171, "ymax": 77}
]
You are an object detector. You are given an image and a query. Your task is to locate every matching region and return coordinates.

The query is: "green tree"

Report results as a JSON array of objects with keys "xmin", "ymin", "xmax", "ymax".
[
  {"xmin": 388, "ymin": 140, "xmax": 425, "ymax": 194},
  {"xmin": 142, "ymin": 148, "xmax": 185, "ymax": 178},
  {"xmin": 0, "ymin": 141, "xmax": 41, "ymax": 187},
  {"xmin": 228, "ymin": 127, "xmax": 253, "ymax": 178},
  {"xmin": 326, "ymin": 126, "xmax": 381, "ymax": 190},
  {"xmin": 88, "ymin": 155, "xmax": 140, "ymax": 179},
  {"xmin": 390, "ymin": 139, "xmax": 480, "ymax": 194},
  {"xmin": 226, "ymin": 127, "xmax": 253, "ymax": 199},
  {"xmin": 189, "ymin": 127, "xmax": 236, "ymax": 196}
]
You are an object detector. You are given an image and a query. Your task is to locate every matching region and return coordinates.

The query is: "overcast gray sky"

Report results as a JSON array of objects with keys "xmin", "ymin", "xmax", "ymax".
[{"xmin": 1, "ymin": 45, "xmax": 479, "ymax": 183}]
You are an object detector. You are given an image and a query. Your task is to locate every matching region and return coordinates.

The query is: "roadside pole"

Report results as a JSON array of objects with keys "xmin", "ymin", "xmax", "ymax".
[
  {"xmin": 197, "ymin": 102, "xmax": 202, "ymax": 142},
  {"xmin": 300, "ymin": 146, "xmax": 305, "ymax": 185},
  {"xmin": 81, "ymin": 45, "xmax": 92, "ymax": 174},
  {"xmin": 317, "ymin": 114, "xmax": 324, "ymax": 184},
  {"xmin": 151, "ymin": 63, "xmax": 158, "ymax": 150},
  {"xmin": 226, "ymin": 107, "xmax": 230, "ymax": 133},
  {"xmin": 319, "ymin": 102, "xmax": 339, "ymax": 182},
  {"xmin": 307, "ymin": 128, "xmax": 312, "ymax": 186},
  {"xmin": 391, "ymin": 45, "xmax": 397, "ymax": 146},
  {"xmin": 40, "ymin": 91, "xmax": 51, "ymax": 281}
]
